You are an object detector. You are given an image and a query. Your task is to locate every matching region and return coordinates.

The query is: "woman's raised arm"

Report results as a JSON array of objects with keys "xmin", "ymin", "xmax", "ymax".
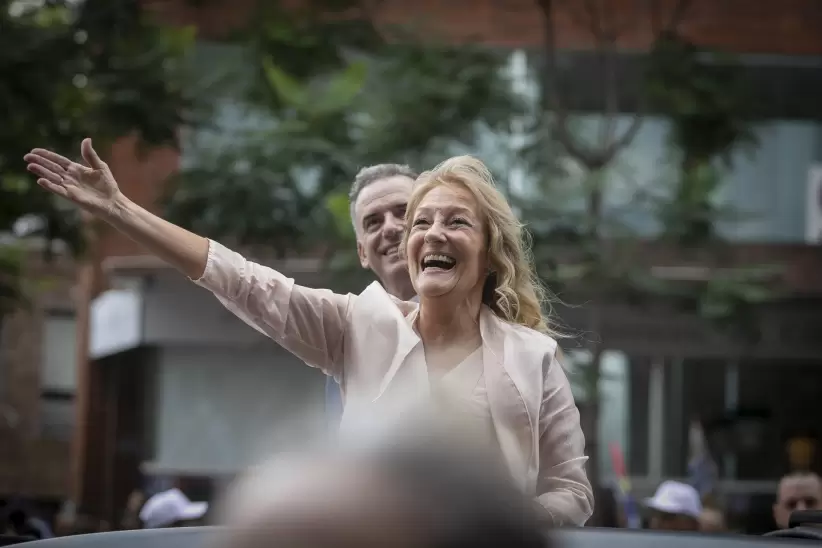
[
  {"xmin": 25, "ymin": 139, "xmax": 350, "ymax": 375},
  {"xmin": 25, "ymin": 138, "xmax": 209, "ymax": 279}
]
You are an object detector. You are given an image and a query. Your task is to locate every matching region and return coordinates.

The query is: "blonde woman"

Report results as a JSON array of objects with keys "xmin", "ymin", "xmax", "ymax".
[{"xmin": 25, "ymin": 140, "xmax": 593, "ymax": 526}]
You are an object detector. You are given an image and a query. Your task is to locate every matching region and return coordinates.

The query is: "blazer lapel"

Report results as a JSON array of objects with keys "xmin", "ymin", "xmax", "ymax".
[
  {"xmin": 350, "ymin": 289, "xmax": 537, "ymax": 491},
  {"xmin": 480, "ymin": 308, "xmax": 535, "ymax": 493},
  {"xmin": 352, "ymin": 282, "xmax": 421, "ymax": 401}
]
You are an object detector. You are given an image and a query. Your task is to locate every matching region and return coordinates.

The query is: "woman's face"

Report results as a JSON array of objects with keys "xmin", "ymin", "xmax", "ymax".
[{"xmin": 406, "ymin": 184, "xmax": 487, "ymax": 301}]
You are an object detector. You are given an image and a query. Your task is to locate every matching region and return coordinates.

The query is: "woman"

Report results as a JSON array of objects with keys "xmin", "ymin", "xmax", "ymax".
[{"xmin": 24, "ymin": 139, "xmax": 593, "ymax": 526}]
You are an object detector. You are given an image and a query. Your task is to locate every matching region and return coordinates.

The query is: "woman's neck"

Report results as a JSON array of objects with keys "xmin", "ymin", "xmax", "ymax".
[
  {"xmin": 417, "ymin": 295, "xmax": 482, "ymax": 348},
  {"xmin": 417, "ymin": 296, "xmax": 482, "ymax": 374}
]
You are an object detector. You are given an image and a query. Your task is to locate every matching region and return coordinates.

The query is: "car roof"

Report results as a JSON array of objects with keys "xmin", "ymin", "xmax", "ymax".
[{"xmin": 18, "ymin": 527, "xmax": 821, "ymax": 548}]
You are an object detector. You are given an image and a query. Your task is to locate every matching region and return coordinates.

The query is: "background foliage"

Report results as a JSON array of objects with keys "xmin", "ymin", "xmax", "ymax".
[
  {"xmin": 164, "ymin": 0, "xmax": 522, "ymax": 261},
  {"xmin": 0, "ymin": 0, "xmax": 193, "ymax": 314}
]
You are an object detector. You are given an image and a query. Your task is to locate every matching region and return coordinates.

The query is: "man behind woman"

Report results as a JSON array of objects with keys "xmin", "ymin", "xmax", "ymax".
[
  {"xmin": 325, "ymin": 163, "xmax": 418, "ymax": 423},
  {"xmin": 24, "ymin": 140, "xmax": 593, "ymax": 525}
]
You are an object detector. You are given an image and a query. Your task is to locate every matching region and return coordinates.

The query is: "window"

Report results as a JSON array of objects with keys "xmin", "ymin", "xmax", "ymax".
[
  {"xmin": 563, "ymin": 349, "xmax": 637, "ymax": 478},
  {"xmin": 736, "ymin": 360, "xmax": 822, "ymax": 480},
  {"xmin": 664, "ymin": 359, "xmax": 727, "ymax": 477},
  {"xmin": 40, "ymin": 311, "xmax": 77, "ymax": 439}
]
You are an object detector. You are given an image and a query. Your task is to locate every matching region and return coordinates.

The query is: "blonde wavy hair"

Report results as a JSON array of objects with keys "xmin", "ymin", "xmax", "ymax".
[{"xmin": 402, "ymin": 155, "xmax": 561, "ymax": 337}]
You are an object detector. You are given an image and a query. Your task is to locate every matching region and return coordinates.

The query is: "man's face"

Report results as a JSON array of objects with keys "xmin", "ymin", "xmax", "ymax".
[
  {"xmin": 698, "ymin": 509, "xmax": 725, "ymax": 532},
  {"xmin": 773, "ymin": 475, "xmax": 822, "ymax": 529},
  {"xmin": 354, "ymin": 175, "xmax": 414, "ymax": 286},
  {"xmin": 649, "ymin": 511, "xmax": 698, "ymax": 532}
]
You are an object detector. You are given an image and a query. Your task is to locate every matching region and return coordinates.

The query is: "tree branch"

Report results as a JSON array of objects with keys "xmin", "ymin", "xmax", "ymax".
[
  {"xmin": 537, "ymin": 0, "xmax": 597, "ymax": 166},
  {"xmin": 664, "ymin": 0, "xmax": 695, "ymax": 34},
  {"xmin": 647, "ymin": 0, "xmax": 663, "ymax": 38},
  {"xmin": 577, "ymin": 0, "xmax": 620, "ymax": 151},
  {"xmin": 536, "ymin": 0, "xmax": 657, "ymax": 170},
  {"xmin": 582, "ymin": 0, "xmax": 606, "ymax": 43},
  {"xmin": 535, "ymin": 0, "xmax": 599, "ymax": 167},
  {"xmin": 356, "ymin": 0, "xmax": 386, "ymax": 23},
  {"xmin": 606, "ymin": 109, "xmax": 644, "ymax": 159}
]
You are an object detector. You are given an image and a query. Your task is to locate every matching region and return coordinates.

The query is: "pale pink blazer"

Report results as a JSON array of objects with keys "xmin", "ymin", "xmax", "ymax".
[{"xmin": 193, "ymin": 240, "xmax": 594, "ymax": 526}]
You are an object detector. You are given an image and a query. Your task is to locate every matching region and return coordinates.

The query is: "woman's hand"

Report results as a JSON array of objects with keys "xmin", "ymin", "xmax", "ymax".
[
  {"xmin": 24, "ymin": 138, "xmax": 123, "ymax": 219},
  {"xmin": 25, "ymin": 137, "xmax": 209, "ymax": 279}
]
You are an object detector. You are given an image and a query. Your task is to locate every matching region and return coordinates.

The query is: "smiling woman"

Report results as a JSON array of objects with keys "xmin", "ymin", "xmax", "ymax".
[
  {"xmin": 403, "ymin": 156, "xmax": 555, "ymax": 335},
  {"xmin": 24, "ymin": 142, "xmax": 592, "ymax": 526}
]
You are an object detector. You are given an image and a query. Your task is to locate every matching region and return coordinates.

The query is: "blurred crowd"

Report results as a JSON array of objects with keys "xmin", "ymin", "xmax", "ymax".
[{"xmin": 2, "ymin": 458, "xmax": 821, "ymax": 544}]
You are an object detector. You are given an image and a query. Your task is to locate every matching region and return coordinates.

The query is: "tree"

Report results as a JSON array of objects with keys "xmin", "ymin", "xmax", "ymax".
[
  {"xmin": 0, "ymin": 0, "xmax": 193, "ymax": 317},
  {"xmin": 164, "ymin": 0, "xmax": 521, "ymax": 266},
  {"xmin": 645, "ymin": 32, "xmax": 778, "ymax": 336},
  {"xmin": 518, "ymin": 0, "xmax": 771, "ymax": 517},
  {"xmin": 518, "ymin": 0, "xmax": 700, "ymax": 504}
]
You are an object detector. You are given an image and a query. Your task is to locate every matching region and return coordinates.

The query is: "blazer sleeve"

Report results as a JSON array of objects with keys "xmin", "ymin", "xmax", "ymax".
[
  {"xmin": 535, "ymin": 350, "xmax": 594, "ymax": 526},
  {"xmin": 191, "ymin": 239, "xmax": 351, "ymax": 377}
]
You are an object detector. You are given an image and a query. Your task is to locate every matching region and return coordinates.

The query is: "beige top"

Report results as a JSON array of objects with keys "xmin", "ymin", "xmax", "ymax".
[
  {"xmin": 432, "ymin": 348, "xmax": 492, "ymax": 425},
  {"xmin": 193, "ymin": 239, "xmax": 594, "ymax": 526},
  {"xmin": 433, "ymin": 348, "xmax": 499, "ymax": 455}
]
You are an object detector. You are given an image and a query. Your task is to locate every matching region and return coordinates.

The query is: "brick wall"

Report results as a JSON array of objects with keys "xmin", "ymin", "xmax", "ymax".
[
  {"xmin": 374, "ymin": 0, "xmax": 822, "ymax": 55},
  {"xmin": 0, "ymin": 251, "xmax": 76, "ymax": 499},
  {"xmin": 146, "ymin": 0, "xmax": 822, "ymax": 55}
]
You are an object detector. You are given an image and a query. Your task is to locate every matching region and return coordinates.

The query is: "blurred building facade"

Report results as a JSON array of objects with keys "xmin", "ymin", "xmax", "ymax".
[
  {"xmin": 0, "ymin": 246, "xmax": 76, "ymax": 504},
  {"xmin": 2, "ymin": 0, "xmax": 821, "ymax": 527}
]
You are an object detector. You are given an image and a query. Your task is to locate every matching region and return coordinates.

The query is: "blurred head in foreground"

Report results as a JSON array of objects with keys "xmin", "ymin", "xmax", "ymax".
[{"xmin": 216, "ymin": 431, "xmax": 548, "ymax": 548}]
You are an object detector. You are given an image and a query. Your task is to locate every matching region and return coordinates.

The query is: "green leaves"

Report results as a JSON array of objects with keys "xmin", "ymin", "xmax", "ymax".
[
  {"xmin": 262, "ymin": 57, "xmax": 368, "ymax": 117},
  {"xmin": 262, "ymin": 58, "xmax": 305, "ymax": 108},
  {"xmin": 647, "ymin": 32, "xmax": 757, "ymax": 234},
  {"xmin": 325, "ymin": 191, "xmax": 355, "ymax": 244},
  {"xmin": 1, "ymin": 0, "xmax": 192, "ymax": 311},
  {"xmin": 316, "ymin": 61, "xmax": 367, "ymax": 115},
  {"xmin": 167, "ymin": 2, "xmax": 518, "ymax": 268}
]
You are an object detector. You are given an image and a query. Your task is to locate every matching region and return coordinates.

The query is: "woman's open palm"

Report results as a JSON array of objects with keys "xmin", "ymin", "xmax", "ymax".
[{"xmin": 24, "ymin": 138, "xmax": 122, "ymax": 217}]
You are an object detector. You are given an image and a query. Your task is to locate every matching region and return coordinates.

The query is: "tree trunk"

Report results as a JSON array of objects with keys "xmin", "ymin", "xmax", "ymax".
[
  {"xmin": 583, "ymin": 172, "xmax": 605, "ymax": 525},
  {"xmin": 582, "ymin": 340, "xmax": 605, "ymax": 525}
]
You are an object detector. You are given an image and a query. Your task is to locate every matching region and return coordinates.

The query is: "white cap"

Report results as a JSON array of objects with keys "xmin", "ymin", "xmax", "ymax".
[
  {"xmin": 643, "ymin": 481, "xmax": 702, "ymax": 519},
  {"xmin": 139, "ymin": 488, "xmax": 208, "ymax": 529}
]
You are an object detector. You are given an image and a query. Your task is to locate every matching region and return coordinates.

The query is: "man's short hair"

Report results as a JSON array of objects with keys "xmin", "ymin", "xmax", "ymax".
[
  {"xmin": 778, "ymin": 472, "xmax": 822, "ymax": 494},
  {"xmin": 348, "ymin": 163, "xmax": 418, "ymax": 229}
]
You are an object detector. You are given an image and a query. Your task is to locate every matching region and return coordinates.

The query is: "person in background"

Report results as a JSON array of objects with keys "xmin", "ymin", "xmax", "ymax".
[
  {"xmin": 699, "ymin": 508, "xmax": 727, "ymax": 533},
  {"xmin": 325, "ymin": 164, "xmax": 418, "ymax": 424},
  {"xmin": 119, "ymin": 489, "xmax": 146, "ymax": 530},
  {"xmin": 62, "ymin": 515, "xmax": 109, "ymax": 536},
  {"xmin": 772, "ymin": 472, "xmax": 822, "ymax": 530},
  {"xmin": 1, "ymin": 499, "xmax": 52, "ymax": 540},
  {"xmin": 4, "ymin": 508, "xmax": 41, "ymax": 540},
  {"xmin": 592, "ymin": 486, "xmax": 621, "ymax": 528},
  {"xmin": 54, "ymin": 501, "xmax": 77, "ymax": 536},
  {"xmin": 139, "ymin": 488, "xmax": 208, "ymax": 529},
  {"xmin": 643, "ymin": 481, "xmax": 701, "ymax": 532}
]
